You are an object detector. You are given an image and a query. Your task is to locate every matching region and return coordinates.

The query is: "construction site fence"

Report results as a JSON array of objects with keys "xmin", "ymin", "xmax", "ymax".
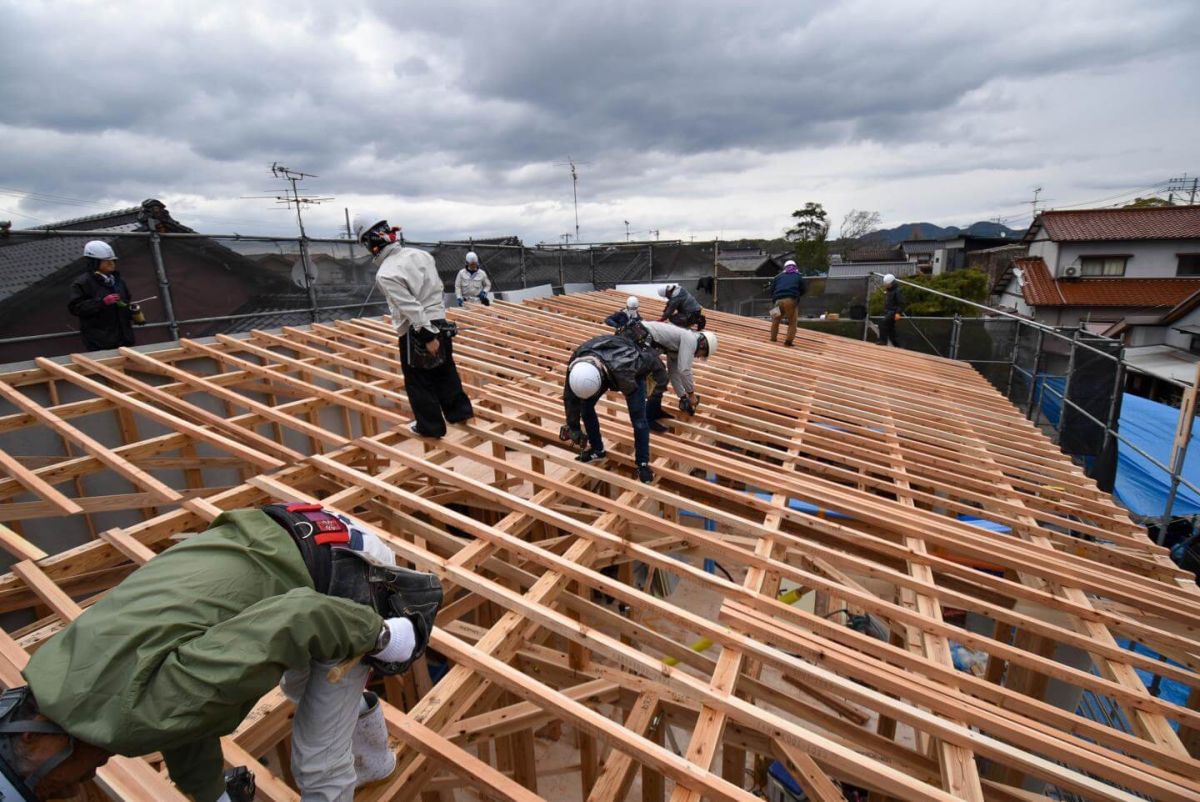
[
  {"xmin": 872, "ymin": 273, "xmax": 1199, "ymax": 539},
  {"xmin": 0, "ymin": 230, "xmax": 732, "ymax": 362},
  {"xmin": 2, "ymin": 229, "xmax": 1196, "ymax": 534}
]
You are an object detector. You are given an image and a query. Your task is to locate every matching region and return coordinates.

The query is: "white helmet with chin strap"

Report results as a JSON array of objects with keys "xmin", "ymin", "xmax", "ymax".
[
  {"xmin": 657, "ymin": 283, "xmax": 678, "ymax": 298},
  {"xmin": 352, "ymin": 212, "xmax": 400, "ymax": 253},
  {"xmin": 568, "ymin": 360, "xmax": 603, "ymax": 399},
  {"xmin": 626, "ymin": 296, "xmax": 639, "ymax": 310},
  {"xmin": 465, "ymin": 251, "xmax": 480, "ymax": 268},
  {"xmin": 83, "ymin": 240, "xmax": 117, "ymax": 261},
  {"xmin": 698, "ymin": 331, "xmax": 717, "ymax": 357}
]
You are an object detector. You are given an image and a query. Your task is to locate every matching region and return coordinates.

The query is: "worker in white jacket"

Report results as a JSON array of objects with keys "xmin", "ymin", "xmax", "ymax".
[
  {"xmin": 356, "ymin": 213, "xmax": 473, "ymax": 438},
  {"xmin": 455, "ymin": 251, "xmax": 492, "ymax": 306},
  {"xmin": 642, "ymin": 321, "xmax": 717, "ymax": 416}
]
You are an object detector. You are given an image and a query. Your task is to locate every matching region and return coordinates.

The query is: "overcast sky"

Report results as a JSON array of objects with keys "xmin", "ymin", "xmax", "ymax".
[{"xmin": 2, "ymin": 0, "xmax": 1197, "ymax": 243}]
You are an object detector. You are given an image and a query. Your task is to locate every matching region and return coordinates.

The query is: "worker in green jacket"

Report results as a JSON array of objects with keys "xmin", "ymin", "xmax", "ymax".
[{"xmin": 0, "ymin": 506, "xmax": 443, "ymax": 802}]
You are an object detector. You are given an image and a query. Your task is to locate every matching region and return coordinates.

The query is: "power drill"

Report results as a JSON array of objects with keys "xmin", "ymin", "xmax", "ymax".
[{"xmin": 224, "ymin": 766, "xmax": 256, "ymax": 801}]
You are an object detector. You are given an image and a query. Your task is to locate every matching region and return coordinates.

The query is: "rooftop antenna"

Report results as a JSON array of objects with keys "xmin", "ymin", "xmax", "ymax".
[
  {"xmin": 648, "ymin": 229, "xmax": 660, "ymax": 241},
  {"xmin": 554, "ymin": 156, "xmax": 589, "ymax": 242},
  {"xmin": 242, "ymin": 162, "xmax": 333, "ymax": 238},
  {"xmin": 1029, "ymin": 186, "xmax": 1043, "ymax": 218}
]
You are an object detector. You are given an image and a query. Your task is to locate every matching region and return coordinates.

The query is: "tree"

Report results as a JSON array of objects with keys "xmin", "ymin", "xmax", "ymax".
[
  {"xmin": 868, "ymin": 269, "xmax": 989, "ymax": 317},
  {"xmin": 839, "ymin": 209, "xmax": 882, "ymax": 240},
  {"xmin": 785, "ymin": 203, "xmax": 829, "ymax": 274},
  {"xmin": 1123, "ymin": 197, "xmax": 1174, "ymax": 208}
]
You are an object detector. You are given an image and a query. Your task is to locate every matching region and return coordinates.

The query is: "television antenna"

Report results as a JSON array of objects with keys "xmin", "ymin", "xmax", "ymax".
[
  {"xmin": 554, "ymin": 156, "xmax": 589, "ymax": 241},
  {"xmin": 241, "ymin": 163, "xmax": 333, "ymax": 238}
]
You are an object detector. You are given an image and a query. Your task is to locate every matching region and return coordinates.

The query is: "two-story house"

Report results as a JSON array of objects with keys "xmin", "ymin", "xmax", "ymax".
[{"xmin": 997, "ymin": 206, "xmax": 1200, "ymax": 331}]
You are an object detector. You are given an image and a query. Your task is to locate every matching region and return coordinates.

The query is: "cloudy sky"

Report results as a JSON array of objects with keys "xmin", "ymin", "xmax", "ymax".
[{"xmin": 2, "ymin": 0, "xmax": 1197, "ymax": 243}]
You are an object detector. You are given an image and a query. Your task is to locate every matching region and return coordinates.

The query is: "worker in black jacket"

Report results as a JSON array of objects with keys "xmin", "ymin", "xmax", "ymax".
[
  {"xmin": 879, "ymin": 273, "xmax": 904, "ymax": 347},
  {"xmin": 657, "ymin": 284, "xmax": 706, "ymax": 330},
  {"xmin": 67, "ymin": 241, "xmax": 136, "ymax": 352},
  {"xmin": 561, "ymin": 334, "xmax": 668, "ymax": 484}
]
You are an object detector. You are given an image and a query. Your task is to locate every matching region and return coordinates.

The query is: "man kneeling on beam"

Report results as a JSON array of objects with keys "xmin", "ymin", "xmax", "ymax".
[
  {"xmin": 0, "ymin": 505, "xmax": 443, "ymax": 802},
  {"xmin": 560, "ymin": 333, "xmax": 669, "ymax": 484}
]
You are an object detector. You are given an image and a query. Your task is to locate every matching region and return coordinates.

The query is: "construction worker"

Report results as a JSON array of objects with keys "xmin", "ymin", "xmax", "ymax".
[
  {"xmin": 605, "ymin": 295, "xmax": 652, "ymax": 347},
  {"xmin": 643, "ymin": 321, "xmax": 717, "ymax": 417},
  {"xmin": 0, "ymin": 505, "xmax": 443, "ymax": 802},
  {"xmin": 561, "ymin": 334, "xmax": 668, "ymax": 484},
  {"xmin": 879, "ymin": 273, "xmax": 904, "ymax": 347},
  {"xmin": 67, "ymin": 240, "xmax": 140, "ymax": 352},
  {"xmin": 657, "ymin": 283, "xmax": 706, "ymax": 330},
  {"xmin": 768, "ymin": 259, "xmax": 806, "ymax": 347},
  {"xmin": 454, "ymin": 251, "xmax": 492, "ymax": 306},
  {"xmin": 357, "ymin": 213, "xmax": 474, "ymax": 437}
]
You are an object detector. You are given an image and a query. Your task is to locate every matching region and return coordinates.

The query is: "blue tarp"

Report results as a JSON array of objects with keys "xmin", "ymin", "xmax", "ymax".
[{"xmin": 1114, "ymin": 393, "xmax": 1200, "ymax": 518}]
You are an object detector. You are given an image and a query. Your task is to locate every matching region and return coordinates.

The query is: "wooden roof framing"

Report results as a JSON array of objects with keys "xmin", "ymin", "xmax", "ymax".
[{"xmin": 0, "ymin": 290, "xmax": 1198, "ymax": 801}]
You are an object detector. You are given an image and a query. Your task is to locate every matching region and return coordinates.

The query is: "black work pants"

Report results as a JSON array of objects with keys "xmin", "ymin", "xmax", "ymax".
[
  {"xmin": 399, "ymin": 332, "xmax": 474, "ymax": 437},
  {"xmin": 878, "ymin": 315, "xmax": 901, "ymax": 347}
]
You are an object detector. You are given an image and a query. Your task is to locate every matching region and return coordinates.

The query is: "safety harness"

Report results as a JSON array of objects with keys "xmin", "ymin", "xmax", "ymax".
[{"xmin": 0, "ymin": 686, "xmax": 75, "ymax": 801}]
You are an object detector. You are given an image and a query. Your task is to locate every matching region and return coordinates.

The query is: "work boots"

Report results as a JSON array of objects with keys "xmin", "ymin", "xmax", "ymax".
[
  {"xmin": 354, "ymin": 692, "xmax": 397, "ymax": 788},
  {"xmin": 637, "ymin": 463, "xmax": 654, "ymax": 484}
]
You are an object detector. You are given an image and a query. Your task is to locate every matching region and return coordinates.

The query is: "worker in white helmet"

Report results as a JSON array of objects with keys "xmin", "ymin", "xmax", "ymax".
[
  {"xmin": 454, "ymin": 251, "xmax": 492, "ymax": 306},
  {"xmin": 561, "ymin": 334, "xmax": 668, "ymax": 484},
  {"xmin": 878, "ymin": 273, "xmax": 904, "ymax": 347},
  {"xmin": 67, "ymin": 241, "xmax": 138, "ymax": 351},
  {"xmin": 355, "ymin": 212, "xmax": 474, "ymax": 437},
  {"xmin": 656, "ymin": 283, "xmax": 707, "ymax": 329},
  {"xmin": 642, "ymin": 322, "xmax": 717, "ymax": 416},
  {"xmin": 604, "ymin": 295, "xmax": 651, "ymax": 347}
]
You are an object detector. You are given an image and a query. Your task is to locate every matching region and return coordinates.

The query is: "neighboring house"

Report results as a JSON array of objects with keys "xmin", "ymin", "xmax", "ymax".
[
  {"xmin": 1104, "ymin": 287, "xmax": 1200, "ymax": 404},
  {"xmin": 998, "ymin": 206, "xmax": 1200, "ymax": 330},
  {"xmin": 0, "ymin": 200, "xmax": 295, "ymax": 362},
  {"xmin": 971, "ymin": 243, "xmax": 1029, "ymax": 300},
  {"xmin": 901, "ymin": 235, "xmax": 1014, "ymax": 274},
  {"xmin": 825, "ymin": 260, "xmax": 920, "ymax": 294}
]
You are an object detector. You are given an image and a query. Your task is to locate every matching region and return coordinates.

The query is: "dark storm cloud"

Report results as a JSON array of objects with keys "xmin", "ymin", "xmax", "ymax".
[{"xmin": 1, "ymin": 0, "xmax": 1197, "ymax": 238}]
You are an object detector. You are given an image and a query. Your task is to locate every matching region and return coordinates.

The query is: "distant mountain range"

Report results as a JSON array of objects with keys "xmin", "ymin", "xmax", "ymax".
[{"xmin": 864, "ymin": 221, "xmax": 1024, "ymax": 245}]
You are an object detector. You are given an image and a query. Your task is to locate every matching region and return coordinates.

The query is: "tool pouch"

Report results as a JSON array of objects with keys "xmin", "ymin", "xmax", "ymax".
[
  {"xmin": 405, "ymin": 321, "xmax": 458, "ymax": 370},
  {"xmin": 224, "ymin": 766, "xmax": 256, "ymax": 802}
]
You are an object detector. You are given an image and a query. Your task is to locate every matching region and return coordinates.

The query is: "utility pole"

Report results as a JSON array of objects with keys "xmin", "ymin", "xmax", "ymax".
[
  {"xmin": 1167, "ymin": 174, "xmax": 1197, "ymax": 205},
  {"xmin": 649, "ymin": 229, "xmax": 660, "ymax": 241},
  {"xmin": 625, "ymin": 220, "xmax": 631, "ymax": 242},
  {"xmin": 344, "ymin": 207, "xmax": 352, "ymax": 240},
  {"xmin": 561, "ymin": 233, "xmax": 571, "ymax": 246}
]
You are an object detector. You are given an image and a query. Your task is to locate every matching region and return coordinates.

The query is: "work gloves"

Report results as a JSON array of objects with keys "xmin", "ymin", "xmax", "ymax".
[
  {"xmin": 456, "ymin": 296, "xmax": 465, "ymax": 307},
  {"xmin": 364, "ymin": 566, "xmax": 443, "ymax": 676},
  {"xmin": 102, "ymin": 293, "xmax": 121, "ymax": 305},
  {"xmin": 478, "ymin": 291, "xmax": 491, "ymax": 306},
  {"xmin": 678, "ymin": 394, "xmax": 700, "ymax": 415},
  {"xmin": 559, "ymin": 424, "xmax": 587, "ymax": 449}
]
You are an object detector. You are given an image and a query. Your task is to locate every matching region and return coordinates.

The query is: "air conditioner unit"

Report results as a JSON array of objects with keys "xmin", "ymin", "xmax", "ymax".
[{"xmin": 1063, "ymin": 265, "xmax": 1078, "ymax": 278}]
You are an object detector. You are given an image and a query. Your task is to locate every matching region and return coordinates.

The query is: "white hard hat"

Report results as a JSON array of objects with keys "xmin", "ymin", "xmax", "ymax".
[
  {"xmin": 351, "ymin": 212, "xmax": 387, "ymax": 245},
  {"xmin": 698, "ymin": 331, "xmax": 717, "ymax": 357},
  {"xmin": 784, "ymin": 259, "xmax": 796, "ymax": 268},
  {"xmin": 626, "ymin": 296, "xmax": 639, "ymax": 310},
  {"xmin": 568, "ymin": 360, "xmax": 603, "ymax": 399},
  {"xmin": 657, "ymin": 283, "xmax": 678, "ymax": 298},
  {"xmin": 465, "ymin": 251, "xmax": 479, "ymax": 265},
  {"xmin": 83, "ymin": 240, "xmax": 117, "ymax": 260},
  {"xmin": 883, "ymin": 273, "xmax": 896, "ymax": 285}
]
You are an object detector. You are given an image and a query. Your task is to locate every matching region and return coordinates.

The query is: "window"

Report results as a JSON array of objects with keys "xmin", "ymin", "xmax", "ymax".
[
  {"xmin": 1178, "ymin": 254, "xmax": 1200, "ymax": 276},
  {"xmin": 1079, "ymin": 256, "xmax": 1127, "ymax": 277}
]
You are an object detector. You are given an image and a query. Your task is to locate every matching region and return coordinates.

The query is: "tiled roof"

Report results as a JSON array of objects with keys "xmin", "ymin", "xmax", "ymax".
[
  {"xmin": 1014, "ymin": 257, "xmax": 1200, "ymax": 308},
  {"xmin": 1031, "ymin": 206, "xmax": 1200, "ymax": 242},
  {"xmin": 0, "ymin": 221, "xmax": 141, "ymax": 301}
]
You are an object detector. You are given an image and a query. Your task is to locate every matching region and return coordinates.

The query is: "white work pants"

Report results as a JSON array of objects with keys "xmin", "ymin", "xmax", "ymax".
[
  {"xmin": 281, "ymin": 660, "xmax": 371, "ymax": 802},
  {"xmin": 281, "ymin": 524, "xmax": 397, "ymax": 802}
]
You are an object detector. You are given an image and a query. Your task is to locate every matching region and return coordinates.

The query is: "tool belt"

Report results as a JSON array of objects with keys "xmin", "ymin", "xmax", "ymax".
[
  {"xmin": 404, "ymin": 320, "xmax": 458, "ymax": 370},
  {"xmin": 261, "ymin": 503, "xmax": 442, "ymax": 674}
]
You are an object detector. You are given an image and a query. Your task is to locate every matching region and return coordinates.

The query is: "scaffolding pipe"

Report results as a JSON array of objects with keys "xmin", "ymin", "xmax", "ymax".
[{"xmin": 148, "ymin": 232, "xmax": 180, "ymax": 340}]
